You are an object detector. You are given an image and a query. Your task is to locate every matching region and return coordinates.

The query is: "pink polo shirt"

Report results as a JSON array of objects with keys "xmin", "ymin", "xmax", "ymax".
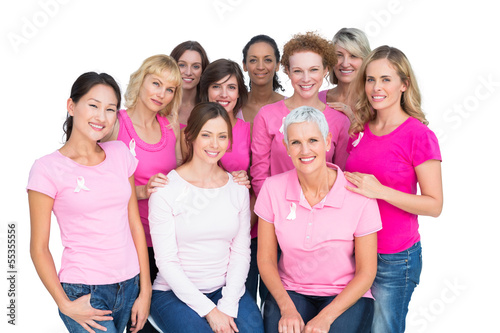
[
  {"xmin": 220, "ymin": 118, "xmax": 251, "ymax": 173},
  {"xmin": 254, "ymin": 163, "xmax": 381, "ymax": 297},
  {"xmin": 27, "ymin": 141, "xmax": 140, "ymax": 285}
]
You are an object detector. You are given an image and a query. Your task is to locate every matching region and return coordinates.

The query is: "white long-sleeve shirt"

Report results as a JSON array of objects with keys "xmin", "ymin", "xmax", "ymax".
[{"xmin": 148, "ymin": 170, "xmax": 251, "ymax": 317}]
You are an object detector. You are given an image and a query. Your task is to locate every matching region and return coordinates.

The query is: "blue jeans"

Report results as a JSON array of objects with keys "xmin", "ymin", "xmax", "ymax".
[
  {"xmin": 59, "ymin": 274, "xmax": 140, "ymax": 333},
  {"xmin": 263, "ymin": 290, "xmax": 374, "ymax": 333},
  {"xmin": 371, "ymin": 241, "xmax": 422, "ymax": 333},
  {"xmin": 151, "ymin": 288, "xmax": 264, "ymax": 333}
]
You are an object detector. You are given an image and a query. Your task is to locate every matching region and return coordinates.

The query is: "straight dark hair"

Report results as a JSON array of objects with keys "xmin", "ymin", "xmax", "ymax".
[
  {"xmin": 183, "ymin": 102, "xmax": 233, "ymax": 166},
  {"xmin": 63, "ymin": 72, "xmax": 121, "ymax": 142},
  {"xmin": 170, "ymin": 41, "xmax": 210, "ymax": 104},
  {"xmin": 242, "ymin": 34, "xmax": 284, "ymax": 92}
]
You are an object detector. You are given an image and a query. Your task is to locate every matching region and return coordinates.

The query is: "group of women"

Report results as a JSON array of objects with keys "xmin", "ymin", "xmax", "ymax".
[{"xmin": 28, "ymin": 27, "xmax": 443, "ymax": 333}]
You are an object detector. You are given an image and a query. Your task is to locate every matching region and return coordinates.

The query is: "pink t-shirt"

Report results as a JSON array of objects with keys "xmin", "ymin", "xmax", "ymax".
[
  {"xmin": 27, "ymin": 141, "xmax": 140, "ymax": 285},
  {"xmin": 345, "ymin": 117, "xmax": 442, "ymax": 254},
  {"xmin": 221, "ymin": 118, "xmax": 251, "ymax": 173},
  {"xmin": 251, "ymin": 100, "xmax": 350, "ymax": 197},
  {"xmin": 254, "ymin": 163, "xmax": 381, "ymax": 297},
  {"xmin": 149, "ymin": 170, "xmax": 251, "ymax": 318},
  {"xmin": 318, "ymin": 89, "xmax": 328, "ymax": 103},
  {"xmin": 117, "ymin": 109, "xmax": 177, "ymax": 247}
]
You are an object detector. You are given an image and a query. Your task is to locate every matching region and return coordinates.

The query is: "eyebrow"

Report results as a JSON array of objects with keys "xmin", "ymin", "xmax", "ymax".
[
  {"xmin": 88, "ymin": 98, "xmax": 117, "ymax": 106},
  {"xmin": 201, "ymin": 130, "xmax": 228, "ymax": 134}
]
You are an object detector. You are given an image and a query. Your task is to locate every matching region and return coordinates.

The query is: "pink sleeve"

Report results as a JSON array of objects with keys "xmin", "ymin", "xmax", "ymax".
[
  {"xmin": 116, "ymin": 141, "xmax": 139, "ymax": 177},
  {"xmin": 353, "ymin": 197, "xmax": 382, "ymax": 237},
  {"xmin": 26, "ymin": 159, "xmax": 57, "ymax": 199},
  {"xmin": 412, "ymin": 128, "xmax": 442, "ymax": 167},
  {"xmin": 148, "ymin": 189, "xmax": 216, "ymax": 317},
  {"xmin": 250, "ymin": 109, "xmax": 272, "ymax": 197},
  {"xmin": 217, "ymin": 188, "xmax": 251, "ymax": 317},
  {"xmin": 332, "ymin": 115, "xmax": 351, "ymax": 170},
  {"xmin": 253, "ymin": 179, "xmax": 274, "ymax": 223}
]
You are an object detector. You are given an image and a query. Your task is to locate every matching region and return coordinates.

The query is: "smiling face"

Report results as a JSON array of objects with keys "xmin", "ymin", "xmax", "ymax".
[
  {"xmin": 207, "ymin": 75, "xmax": 239, "ymax": 114},
  {"xmin": 285, "ymin": 121, "xmax": 331, "ymax": 175},
  {"xmin": 334, "ymin": 45, "xmax": 363, "ymax": 84},
  {"xmin": 192, "ymin": 116, "xmax": 229, "ymax": 165},
  {"xmin": 288, "ymin": 51, "xmax": 328, "ymax": 100},
  {"xmin": 364, "ymin": 58, "xmax": 407, "ymax": 113},
  {"xmin": 177, "ymin": 50, "xmax": 203, "ymax": 91},
  {"xmin": 243, "ymin": 41, "xmax": 279, "ymax": 87},
  {"xmin": 67, "ymin": 84, "xmax": 118, "ymax": 142},
  {"xmin": 137, "ymin": 70, "xmax": 177, "ymax": 113}
]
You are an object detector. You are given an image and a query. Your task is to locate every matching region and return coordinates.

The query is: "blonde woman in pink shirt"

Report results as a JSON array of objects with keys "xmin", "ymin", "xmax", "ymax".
[
  {"xmin": 148, "ymin": 102, "xmax": 263, "ymax": 333},
  {"xmin": 28, "ymin": 72, "xmax": 151, "ymax": 333},
  {"xmin": 256, "ymin": 106, "xmax": 381, "ymax": 333}
]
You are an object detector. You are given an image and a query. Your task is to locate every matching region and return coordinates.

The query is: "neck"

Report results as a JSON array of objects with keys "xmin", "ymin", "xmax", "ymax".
[
  {"xmin": 128, "ymin": 103, "xmax": 158, "ymax": 127},
  {"xmin": 287, "ymin": 93, "xmax": 324, "ymax": 111},
  {"xmin": 248, "ymin": 81, "xmax": 275, "ymax": 104},
  {"xmin": 182, "ymin": 87, "xmax": 197, "ymax": 105},
  {"xmin": 182, "ymin": 157, "xmax": 224, "ymax": 187},
  {"xmin": 60, "ymin": 133, "xmax": 102, "ymax": 162},
  {"xmin": 374, "ymin": 106, "xmax": 408, "ymax": 126},
  {"xmin": 297, "ymin": 165, "xmax": 332, "ymax": 200}
]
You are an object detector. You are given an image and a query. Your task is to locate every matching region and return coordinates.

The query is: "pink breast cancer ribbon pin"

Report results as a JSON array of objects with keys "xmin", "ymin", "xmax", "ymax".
[
  {"xmin": 278, "ymin": 116, "xmax": 286, "ymax": 134},
  {"xmin": 352, "ymin": 131, "xmax": 364, "ymax": 147},
  {"xmin": 286, "ymin": 202, "xmax": 296, "ymax": 220},
  {"xmin": 74, "ymin": 176, "xmax": 90, "ymax": 193},
  {"xmin": 129, "ymin": 138, "xmax": 137, "ymax": 157}
]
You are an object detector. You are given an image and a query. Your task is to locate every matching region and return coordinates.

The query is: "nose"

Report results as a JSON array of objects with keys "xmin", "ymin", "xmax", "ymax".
[
  {"xmin": 157, "ymin": 88, "xmax": 165, "ymax": 99},
  {"xmin": 300, "ymin": 142, "xmax": 311, "ymax": 154},
  {"xmin": 342, "ymin": 56, "xmax": 349, "ymax": 67},
  {"xmin": 220, "ymin": 86, "xmax": 228, "ymax": 97},
  {"xmin": 95, "ymin": 106, "xmax": 106, "ymax": 121},
  {"xmin": 211, "ymin": 136, "xmax": 219, "ymax": 148},
  {"xmin": 303, "ymin": 71, "xmax": 310, "ymax": 82},
  {"xmin": 257, "ymin": 59, "xmax": 264, "ymax": 70},
  {"xmin": 185, "ymin": 65, "xmax": 192, "ymax": 75}
]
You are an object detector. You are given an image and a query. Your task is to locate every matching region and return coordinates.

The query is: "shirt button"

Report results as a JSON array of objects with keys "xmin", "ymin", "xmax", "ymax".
[{"xmin": 306, "ymin": 236, "xmax": 310, "ymax": 239}]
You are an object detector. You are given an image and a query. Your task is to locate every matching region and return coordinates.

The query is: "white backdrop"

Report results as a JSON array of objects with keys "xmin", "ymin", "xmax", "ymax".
[{"xmin": 1, "ymin": 0, "xmax": 498, "ymax": 332}]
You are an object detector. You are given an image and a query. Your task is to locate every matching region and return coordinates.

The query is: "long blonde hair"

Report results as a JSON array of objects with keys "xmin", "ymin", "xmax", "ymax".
[
  {"xmin": 351, "ymin": 45, "xmax": 427, "ymax": 134},
  {"xmin": 124, "ymin": 55, "xmax": 182, "ymax": 125}
]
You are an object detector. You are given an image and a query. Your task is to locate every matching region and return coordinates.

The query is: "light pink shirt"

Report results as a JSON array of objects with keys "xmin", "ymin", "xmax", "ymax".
[
  {"xmin": 345, "ymin": 117, "xmax": 442, "ymax": 254},
  {"xmin": 27, "ymin": 141, "xmax": 140, "ymax": 285},
  {"xmin": 117, "ymin": 109, "xmax": 177, "ymax": 247},
  {"xmin": 221, "ymin": 118, "xmax": 251, "ymax": 172},
  {"xmin": 149, "ymin": 170, "xmax": 251, "ymax": 317},
  {"xmin": 255, "ymin": 163, "xmax": 381, "ymax": 297},
  {"xmin": 251, "ymin": 100, "xmax": 350, "ymax": 198}
]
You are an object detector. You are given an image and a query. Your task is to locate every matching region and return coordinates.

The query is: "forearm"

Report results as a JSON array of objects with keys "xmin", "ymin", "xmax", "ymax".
[
  {"xmin": 31, "ymin": 247, "xmax": 71, "ymax": 312},
  {"xmin": 380, "ymin": 186, "xmax": 442, "ymax": 217},
  {"xmin": 259, "ymin": 259, "xmax": 295, "ymax": 314},
  {"xmin": 315, "ymin": 270, "xmax": 374, "ymax": 325}
]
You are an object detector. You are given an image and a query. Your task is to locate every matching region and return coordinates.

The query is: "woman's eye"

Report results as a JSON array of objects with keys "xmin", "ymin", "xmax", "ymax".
[
  {"xmin": 265, "ymin": 58, "xmax": 273, "ymax": 63},
  {"xmin": 178, "ymin": 63, "xmax": 185, "ymax": 68},
  {"xmin": 167, "ymin": 88, "xmax": 175, "ymax": 93},
  {"xmin": 107, "ymin": 108, "xmax": 116, "ymax": 112},
  {"xmin": 219, "ymin": 135, "xmax": 227, "ymax": 139},
  {"xmin": 89, "ymin": 104, "xmax": 98, "ymax": 108},
  {"xmin": 193, "ymin": 65, "xmax": 201, "ymax": 70},
  {"xmin": 153, "ymin": 81, "xmax": 160, "ymax": 86}
]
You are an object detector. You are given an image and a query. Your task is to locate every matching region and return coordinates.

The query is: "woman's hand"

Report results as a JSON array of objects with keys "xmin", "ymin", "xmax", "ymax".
[
  {"xmin": 205, "ymin": 307, "xmax": 239, "ymax": 333},
  {"xmin": 303, "ymin": 312, "xmax": 333, "ymax": 333},
  {"xmin": 327, "ymin": 102, "xmax": 353, "ymax": 121},
  {"xmin": 231, "ymin": 170, "xmax": 251, "ymax": 189},
  {"xmin": 59, "ymin": 294, "xmax": 113, "ymax": 333},
  {"xmin": 344, "ymin": 171, "xmax": 387, "ymax": 199},
  {"xmin": 129, "ymin": 290, "xmax": 151, "ymax": 333},
  {"xmin": 138, "ymin": 173, "xmax": 168, "ymax": 199},
  {"xmin": 278, "ymin": 308, "xmax": 304, "ymax": 333}
]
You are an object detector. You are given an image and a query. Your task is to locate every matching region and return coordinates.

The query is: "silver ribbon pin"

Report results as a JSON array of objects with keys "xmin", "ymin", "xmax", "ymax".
[
  {"xmin": 286, "ymin": 202, "xmax": 296, "ymax": 220},
  {"xmin": 74, "ymin": 176, "xmax": 90, "ymax": 193}
]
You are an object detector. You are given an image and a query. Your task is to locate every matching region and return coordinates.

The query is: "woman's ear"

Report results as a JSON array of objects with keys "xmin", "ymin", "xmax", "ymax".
[{"xmin": 67, "ymin": 98, "xmax": 75, "ymax": 116}]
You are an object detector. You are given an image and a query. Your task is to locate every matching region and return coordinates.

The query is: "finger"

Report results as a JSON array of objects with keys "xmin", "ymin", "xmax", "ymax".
[
  {"xmin": 86, "ymin": 319, "xmax": 107, "ymax": 332},
  {"xmin": 345, "ymin": 185, "xmax": 361, "ymax": 193},
  {"xmin": 229, "ymin": 318, "xmax": 239, "ymax": 332}
]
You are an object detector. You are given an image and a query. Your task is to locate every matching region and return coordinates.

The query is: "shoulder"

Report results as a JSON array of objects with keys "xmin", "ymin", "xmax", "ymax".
[
  {"xmin": 257, "ymin": 100, "xmax": 286, "ymax": 118},
  {"xmin": 262, "ymin": 169, "xmax": 294, "ymax": 190},
  {"xmin": 100, "ymin": 140, "xmax": 129, "ymax": 154}
]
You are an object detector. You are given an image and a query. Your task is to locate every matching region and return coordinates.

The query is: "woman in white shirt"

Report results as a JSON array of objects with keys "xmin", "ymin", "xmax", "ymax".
[{"xmin": 148, "ymin": 102, "xmax": 264, "ymax": 333}]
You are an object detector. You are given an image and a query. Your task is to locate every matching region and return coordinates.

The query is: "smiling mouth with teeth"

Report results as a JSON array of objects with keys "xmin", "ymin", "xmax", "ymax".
[
  {"xmin": 89, "ymin": 123, "xmax": 104, "ymax": 129},
  {"xmin": 300, "ymin": 157, "xmax": 315, "ymax": 162}
]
